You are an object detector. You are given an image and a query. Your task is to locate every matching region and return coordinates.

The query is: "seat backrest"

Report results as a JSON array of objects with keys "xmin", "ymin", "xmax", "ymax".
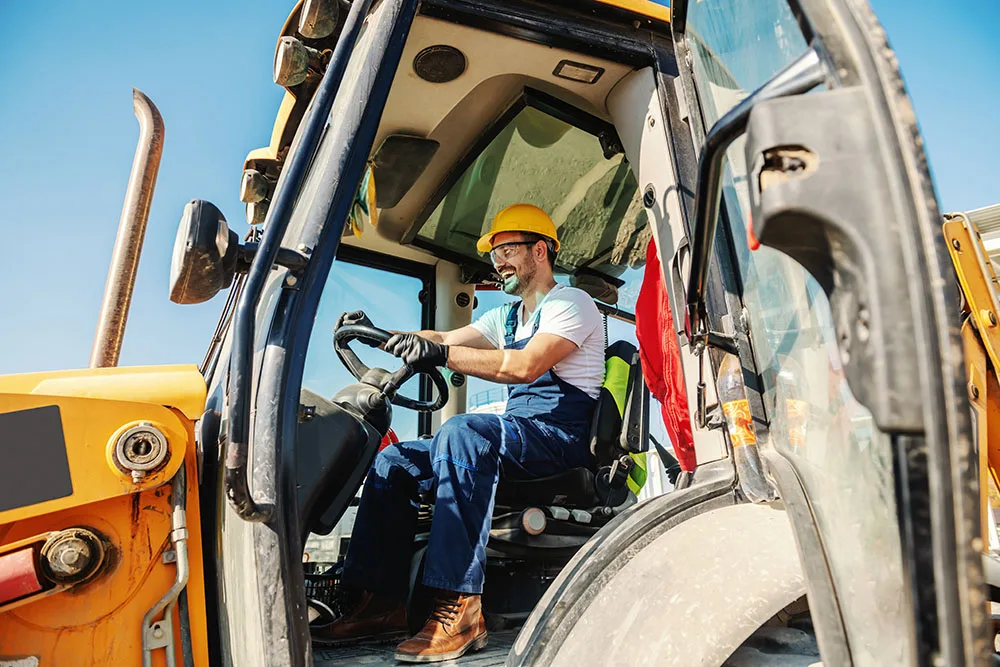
[{"xmin": 588, "ymin": 340, "xmax": 649, "ymax": 469}]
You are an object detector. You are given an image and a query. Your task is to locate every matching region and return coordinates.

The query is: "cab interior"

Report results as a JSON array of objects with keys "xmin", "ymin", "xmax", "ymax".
[{"xmin": 242, "ymin": 2, "xmax": 703, "ymax": 664}]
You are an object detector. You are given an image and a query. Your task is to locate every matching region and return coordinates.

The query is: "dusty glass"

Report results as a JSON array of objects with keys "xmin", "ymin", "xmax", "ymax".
[{"xmin": 687, "ymin": 2, "xmax": 910, "ymax": 663}]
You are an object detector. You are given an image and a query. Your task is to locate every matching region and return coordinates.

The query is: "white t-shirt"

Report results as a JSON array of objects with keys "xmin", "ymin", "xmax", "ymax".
[{"xmin": 470, "ymin": 284, "xmax": 605, "ymax": 399}]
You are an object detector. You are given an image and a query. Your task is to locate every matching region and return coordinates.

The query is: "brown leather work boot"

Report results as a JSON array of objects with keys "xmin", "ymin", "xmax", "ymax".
[
  {"xmin": 394, "ymin": 591, "xmax": 488, "ymax": 663},
  {"xmin": 310, "ymin": 590, "xmax": 408, "ymax": 647}
]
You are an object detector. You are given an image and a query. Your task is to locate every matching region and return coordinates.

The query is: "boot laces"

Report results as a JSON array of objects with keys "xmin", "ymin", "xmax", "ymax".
[{"xmin": 429, "ymin": 592, "xmax": 462, "ymax": 625}]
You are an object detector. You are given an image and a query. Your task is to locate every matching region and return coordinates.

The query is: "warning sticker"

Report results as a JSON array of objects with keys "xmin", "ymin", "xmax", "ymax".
[{"xmin": 722, "ymin": 399, "xmax": 756, "ymax": 447}]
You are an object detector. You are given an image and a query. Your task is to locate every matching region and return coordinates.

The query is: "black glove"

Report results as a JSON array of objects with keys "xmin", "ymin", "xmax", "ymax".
[
  {"xmin": 384, "ymin": 333, "xmax": 449, "ymax": 368},
  {"xmin": 336, "ymin": 310, "xmax": 374, "ymax": 330}
]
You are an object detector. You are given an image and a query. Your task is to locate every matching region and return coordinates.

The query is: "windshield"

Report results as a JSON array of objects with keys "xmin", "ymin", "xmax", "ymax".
[
  {"xmin": 687, "ymin": 2, "xmax": 910, "ymax": 663},
  {"xmin": 415, "ymin": 104, "xmax": 649, "ymax": 312}
]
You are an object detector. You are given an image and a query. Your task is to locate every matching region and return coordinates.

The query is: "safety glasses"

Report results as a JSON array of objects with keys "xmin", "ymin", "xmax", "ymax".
[{"xmin": 489, "ymin": 240, "xmax": 537, "ymax": 264}]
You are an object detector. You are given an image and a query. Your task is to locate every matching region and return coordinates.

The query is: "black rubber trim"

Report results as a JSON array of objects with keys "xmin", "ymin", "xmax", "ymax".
[
  {"xmin": 265, "ymin": 0, "xmax": 422, "ymax": 662},
  {"xmin": 762, "ymin": 449, "xmax": 852, "ymax": 665},
  {"xmin": 419, "ymin": 0, "xmax": 657, "ymax": 67}
]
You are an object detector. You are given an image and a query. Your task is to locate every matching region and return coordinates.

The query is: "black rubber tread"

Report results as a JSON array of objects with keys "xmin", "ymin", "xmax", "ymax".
[{"xmin": 723, "ymin": 625, "xmax": 820, "ymax": 667}]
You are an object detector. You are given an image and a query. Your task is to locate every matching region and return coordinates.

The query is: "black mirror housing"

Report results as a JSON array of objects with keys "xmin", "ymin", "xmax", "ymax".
[{"xmin": 169, "ymin": 200, "xmax": 239, "ymax": 305}]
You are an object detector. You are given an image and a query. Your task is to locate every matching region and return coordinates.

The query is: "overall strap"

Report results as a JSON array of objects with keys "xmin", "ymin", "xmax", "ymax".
[
  {"xmin": 503, "ymin": 302, "xmax": 521, "ymax": 348},
  {"xmin": 530, "ymin": 308, "xmax": 542, "ymax": 336}
]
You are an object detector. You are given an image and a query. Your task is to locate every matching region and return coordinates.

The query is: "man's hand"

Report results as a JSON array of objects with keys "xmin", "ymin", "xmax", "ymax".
[
  {"xmin": 336, "ymin": 310, "xmax": 375, "ymax": 330},
  {"xmin": 385, "ymin": 333, "xmax": 449, "ymax": 368}
]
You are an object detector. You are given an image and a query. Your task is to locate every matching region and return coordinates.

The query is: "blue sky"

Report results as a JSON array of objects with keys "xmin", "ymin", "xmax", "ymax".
[{"xmin": 0, "ymin": 0, "xmax": 997, "ymax": 382}]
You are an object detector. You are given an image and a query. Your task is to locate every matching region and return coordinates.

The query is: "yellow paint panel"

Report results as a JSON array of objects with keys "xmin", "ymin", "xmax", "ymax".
[
  {"xmin": 0, "ymin": 393, "xmax": 189, "ymax": 524},
  {"xmin": 244, "ymin": 92, "xmax": 298, "ymax": 169},
  {"xmin": 593, "ymin": 0, "xmax": 671, "ymax": 23},
  {"xmin": 0, "ymin": 364, "xmax": 206, "ymax": 420},
  {"xmin": 0, "ymin": 456, "xmax": 209, "ymax": 667}
]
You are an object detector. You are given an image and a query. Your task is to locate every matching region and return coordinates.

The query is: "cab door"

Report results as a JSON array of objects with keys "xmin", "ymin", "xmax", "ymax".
[
  {"xmin": 210, "ymin": 0, "xmax": 419, "ymax": 664},
  {"xmin": 670, "ymin": 0, "xmax": 986, "ymax": 663}
]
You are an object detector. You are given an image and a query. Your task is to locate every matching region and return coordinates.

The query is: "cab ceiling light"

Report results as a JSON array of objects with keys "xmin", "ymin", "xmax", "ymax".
[
  {"xmin": 413, "ymin": 45, "xmax": 466, "ymax": 83},
  {"xmin": 553, "ymin": 60, "xmax": 604, "ymax": 84}
]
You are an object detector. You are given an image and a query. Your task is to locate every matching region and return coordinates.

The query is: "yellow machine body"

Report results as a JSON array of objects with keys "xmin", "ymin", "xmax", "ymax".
[
  {"xmin": 944, "ymin": 216, "xmax": 1000, "ymax": 544},
  {"xmin": 0, "ymin": 365, "xmax": 209, "ymax": 667}
]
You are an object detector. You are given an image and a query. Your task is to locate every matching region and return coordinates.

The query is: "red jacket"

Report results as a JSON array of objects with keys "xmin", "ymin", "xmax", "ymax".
[{"xmin": 635, "ymin": 240, "xmax": 696, "ymax": 471}]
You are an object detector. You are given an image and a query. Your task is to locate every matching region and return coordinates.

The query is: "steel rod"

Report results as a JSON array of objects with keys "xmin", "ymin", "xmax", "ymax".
[{"xmin": 90, "ymin": 89, "xmax": 164, "ymax": 368}]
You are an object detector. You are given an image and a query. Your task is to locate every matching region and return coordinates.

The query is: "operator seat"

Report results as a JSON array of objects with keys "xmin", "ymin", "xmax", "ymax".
[{"xmin": 488, "ymin": 340, "xmax": 649, "ymax": 556}]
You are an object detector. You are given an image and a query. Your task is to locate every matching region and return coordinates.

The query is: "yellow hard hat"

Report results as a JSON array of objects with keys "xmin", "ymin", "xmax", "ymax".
[{"xmin": 476, "ymin": 203, "xmax": 560, "ymax": 253}]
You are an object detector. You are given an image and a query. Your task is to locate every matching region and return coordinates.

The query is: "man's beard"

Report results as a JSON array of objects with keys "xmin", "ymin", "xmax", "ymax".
[{"xmin": 502, "ymin": 264, "xmax": 535, "ymax": 295}]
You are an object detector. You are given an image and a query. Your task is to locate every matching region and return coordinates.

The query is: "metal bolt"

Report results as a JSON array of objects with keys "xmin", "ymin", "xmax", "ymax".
[
  {"xmin": 153, "ymin": 626, "xmax": 164, "ymax": 640},
  {"xmin": 970, "ymin": 383, "xmax": 980, "ymax": 400},
  {"xmin": 114, "ymin": 422, "xmax": 168, "ymax": 480},
  {"xmin": 297, "ymin": 404, "xmax": 316, "ymax": 423},
  {"xmin": 285, "ymin": 274, "xmax": 298, "ymax": 287},
  {"xmin": 648, "ymin": 115, "xmax": 655, "ymax": 128},
  {"xmin": 41, "ymin": 528, "xmax": 104, "ymax": 583},
  {"xmin": 642, "ymin": 185, "xmax": 656, "ymax": 209},
  {"xmin": 986, "ymin": 310, "xmax": 998, "ymax": 327},
  {"xmin": 297, "ymin": 243, "xmax": 311, "ymax": 254},
  {"xmin": 952, "ymin": 238, "xmax": 961, "ymax": 251}
]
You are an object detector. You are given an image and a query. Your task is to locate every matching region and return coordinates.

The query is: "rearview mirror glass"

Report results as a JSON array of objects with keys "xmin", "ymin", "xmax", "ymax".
[{"xmin": 169, "ymin": 199, "xmax": 238, "ymax": 305}]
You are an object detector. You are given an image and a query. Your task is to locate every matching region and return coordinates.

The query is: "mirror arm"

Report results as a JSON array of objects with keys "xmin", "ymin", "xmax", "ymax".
[
  {"xmin": 704, "ymin": 331, "xmax": 738, "ymax": 356},
  {"xmin": 685, "ymin": 48, "xmax": 826, "ymax": 340},
  {"xmin": 236, "ymin": 242, "xmax": 309, "ymax": 274}
]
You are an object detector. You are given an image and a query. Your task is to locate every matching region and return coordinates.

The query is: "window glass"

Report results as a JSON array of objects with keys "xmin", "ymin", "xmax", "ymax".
[
  {"xmin": 302, "ymin": 259, "xmax": 426, "ymax": 441},
  {"xmin": 688, "ymin": 3, "xmax": 909, "ymax": 663},
  {"xmin": 416, "ymin": 105, "xmax": 649, "ymax": 312}
]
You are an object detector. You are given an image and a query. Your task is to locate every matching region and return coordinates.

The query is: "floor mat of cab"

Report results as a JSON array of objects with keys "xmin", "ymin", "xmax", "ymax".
[{"xmin": 313, "ymin": 629, "xmax": 518, "ymax": 667}]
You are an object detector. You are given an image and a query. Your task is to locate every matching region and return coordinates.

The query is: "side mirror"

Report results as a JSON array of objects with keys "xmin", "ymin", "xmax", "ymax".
[{"xmin": 169, "ymin": 200, "xmax": 238, "ymax": 305}]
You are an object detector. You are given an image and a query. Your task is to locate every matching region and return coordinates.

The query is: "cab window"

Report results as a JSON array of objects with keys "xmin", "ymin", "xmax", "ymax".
[
  {"xmin": 414, "ymin": 98, "xmax": 650, "ymax": 299},
  {"xmin": 301, "ymin": 249, "xmax": 432, "ymax": 441}
]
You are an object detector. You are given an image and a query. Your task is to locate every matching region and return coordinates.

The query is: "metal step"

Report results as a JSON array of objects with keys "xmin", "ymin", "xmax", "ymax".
[{"xmin": 313, "ymin": 629, "xmax": 518, "ymax": 667}]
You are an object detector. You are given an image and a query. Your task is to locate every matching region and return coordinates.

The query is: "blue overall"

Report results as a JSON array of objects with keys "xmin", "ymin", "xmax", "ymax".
[{"xmin": 341, "ymin": 301, "xmax": 598, "ymax": 597}]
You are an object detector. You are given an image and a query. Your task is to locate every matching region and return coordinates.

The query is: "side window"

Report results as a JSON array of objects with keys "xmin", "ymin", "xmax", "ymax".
[{"xmin": 302, "ymin": 254, "xmax": 429, "ymax": 441}]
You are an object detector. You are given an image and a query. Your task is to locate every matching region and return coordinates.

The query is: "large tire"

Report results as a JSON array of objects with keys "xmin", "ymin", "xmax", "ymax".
[{"xmin": 723, "ymin": 621, "xmax": 820, "ymax": 666}]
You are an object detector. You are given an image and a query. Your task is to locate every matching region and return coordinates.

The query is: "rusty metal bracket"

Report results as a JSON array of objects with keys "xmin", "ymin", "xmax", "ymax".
[{"xmin": 944, "ymin": 215, "xmax": 1000, "ymax": 369}]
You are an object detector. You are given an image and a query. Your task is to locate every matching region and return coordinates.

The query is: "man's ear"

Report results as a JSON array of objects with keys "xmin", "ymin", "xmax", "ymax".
[{"xmin": 534, "ymin": 241, "xmax": 547, "ymax": 265}]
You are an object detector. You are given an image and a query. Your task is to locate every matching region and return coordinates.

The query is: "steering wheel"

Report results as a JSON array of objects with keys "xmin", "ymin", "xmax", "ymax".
[{"xmin": 333, "ymin": 324, "xmax": 449, "ymax": 412}]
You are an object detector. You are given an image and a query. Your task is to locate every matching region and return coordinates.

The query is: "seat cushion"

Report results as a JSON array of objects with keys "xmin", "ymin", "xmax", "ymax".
[{"xmin": 494, "ymin": 467, "xmax": 597, "ymax": 508}]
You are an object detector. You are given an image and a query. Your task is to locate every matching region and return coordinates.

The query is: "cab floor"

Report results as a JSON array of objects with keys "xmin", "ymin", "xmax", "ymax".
[{"xmin": 313, "ymin": 630, "xmax": 518, "ymax": 667}]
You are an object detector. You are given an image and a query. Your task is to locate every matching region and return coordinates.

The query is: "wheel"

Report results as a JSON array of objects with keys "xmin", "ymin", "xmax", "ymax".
[{"xmin": 723, "ymin": 620, "xmax": 820, "ymax": 666}]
